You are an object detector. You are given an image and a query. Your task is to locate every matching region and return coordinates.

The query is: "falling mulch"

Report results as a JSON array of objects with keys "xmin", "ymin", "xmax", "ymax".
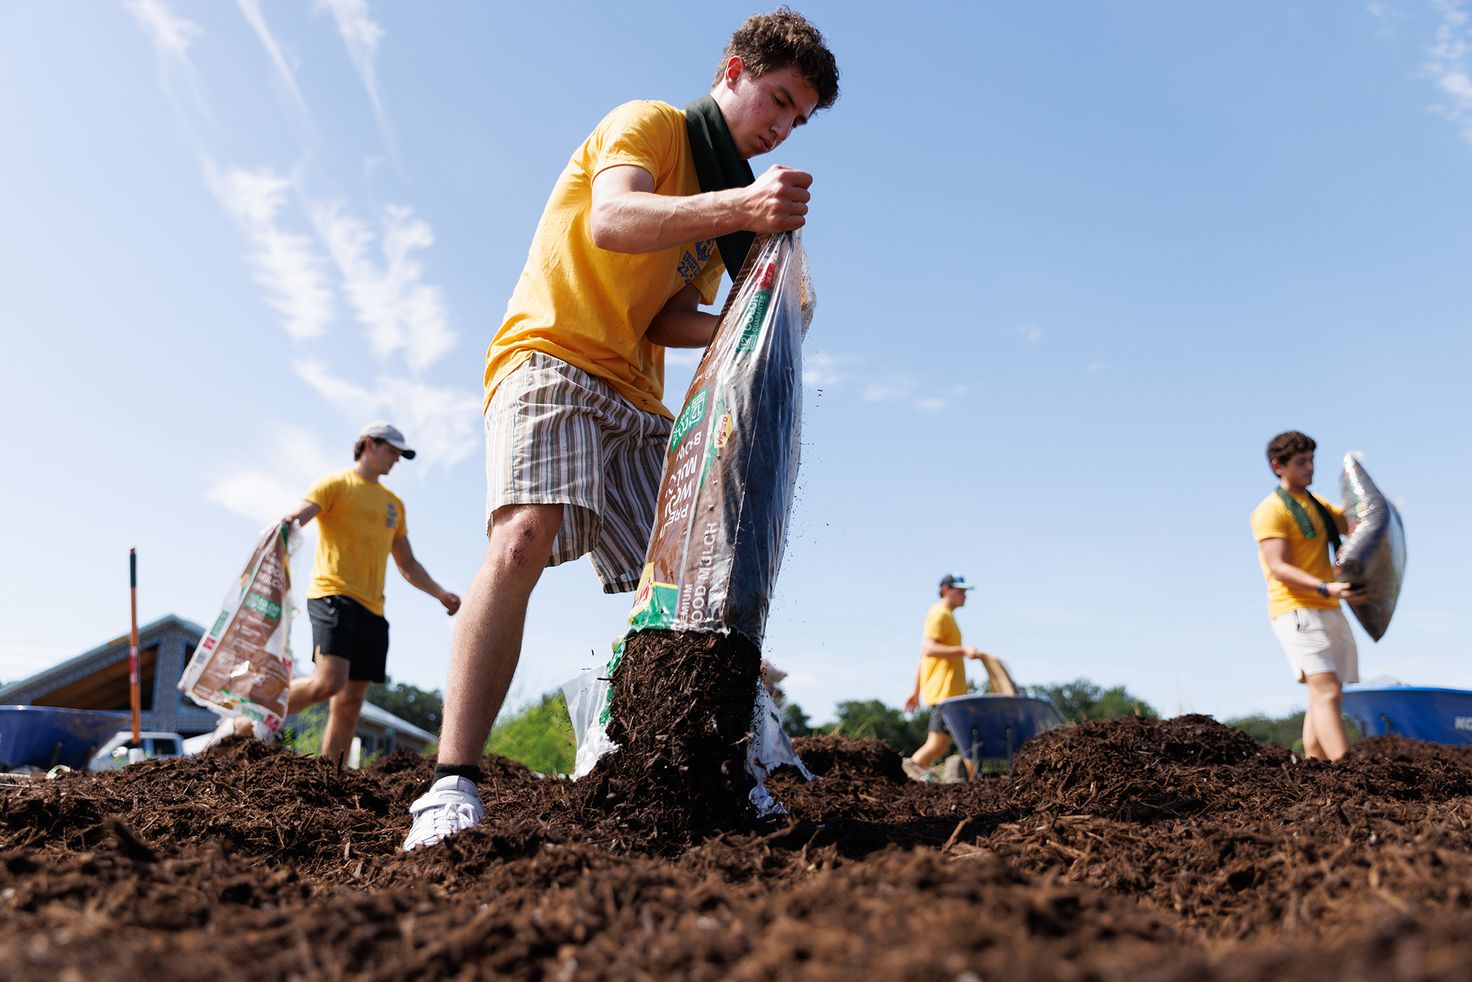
[
  {"xmin": 575, "ymin": 629, "xmax": 765, "ymax": 849},
  {"xmin": 5, "ymin": 715, "xmax": 1472, "ymax": 979}
]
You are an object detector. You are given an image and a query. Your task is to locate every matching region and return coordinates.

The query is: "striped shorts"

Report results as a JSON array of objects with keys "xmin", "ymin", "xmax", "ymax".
[{"xmin": 484, "ymin": 352, "xmax": 672, "ymax": 593}]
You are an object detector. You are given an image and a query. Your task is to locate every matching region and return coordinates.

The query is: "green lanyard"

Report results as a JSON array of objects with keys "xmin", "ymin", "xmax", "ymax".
[
  {"xmin": 1274, "ymin": 487, "xmax": 1341, "ymax": 555},
  {"xmin": 1275, "ymin": 487, "xmax": 1317, "ymax": 538}
]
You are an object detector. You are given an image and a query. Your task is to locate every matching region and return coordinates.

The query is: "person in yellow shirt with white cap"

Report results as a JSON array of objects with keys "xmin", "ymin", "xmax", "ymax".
[
  {"xmin": 280, "ymin": 422, "xmax": 460, "ymax": 763},
  {"xmin": 902, "ymin": 574, "xmax": 987, "ymax": 781}
]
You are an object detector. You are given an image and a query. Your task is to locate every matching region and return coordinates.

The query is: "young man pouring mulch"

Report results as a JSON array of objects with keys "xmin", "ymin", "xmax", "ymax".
[{"xmin": 404, "ymin": 11, "xmax": 839, "ymax": 851}]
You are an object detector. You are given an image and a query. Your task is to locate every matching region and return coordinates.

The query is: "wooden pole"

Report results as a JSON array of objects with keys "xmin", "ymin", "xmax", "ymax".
[{"xmin": 129, "ymin": 548, "xmax": 141, "ymax": 745}]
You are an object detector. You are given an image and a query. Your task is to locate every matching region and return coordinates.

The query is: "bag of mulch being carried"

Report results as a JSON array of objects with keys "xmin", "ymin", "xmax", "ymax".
[
  {"xmin": 1336, "ymin": 452, "xmax": 1406, "ymax": 641},
  {"xmin": 179, "ymin": 522, "xmax": 301, "ymax": 739},
  {"xmin": 565, "ymin": 231, "xmax": 815, "ymax": 813}
]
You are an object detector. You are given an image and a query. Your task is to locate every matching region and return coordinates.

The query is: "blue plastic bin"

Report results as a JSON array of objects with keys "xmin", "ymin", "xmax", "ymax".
[
  {"xmin": 935, "ymin": 694, "xmax": 1063, "ymax": 771},
  {"xmin": 1341, "ymin": 686, "xmax": 1472, "ymax": 747},
  {"xmin": 0, "ymin": 706, "xmax": 130, "ymax": 770}
]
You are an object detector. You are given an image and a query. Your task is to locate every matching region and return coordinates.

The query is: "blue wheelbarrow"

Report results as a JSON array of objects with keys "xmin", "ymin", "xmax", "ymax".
[
  {"xmin": 1341, "ymin": 686, "xmax": 1472, "ymax": 747},
  {"xmin": 935, "ymin": 693, "xmax": 1063, "ymax": 774}
]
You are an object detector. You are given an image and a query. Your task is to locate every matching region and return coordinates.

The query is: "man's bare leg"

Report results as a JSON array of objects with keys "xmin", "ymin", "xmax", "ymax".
[
  {"xmin": 910, "ymin": 731, "xmax": 952, "ymax": 769},
  {"xmin": 1304, "ymin": 671, "xmax": 1348, "ymax": 761},
  {"xmin": 436, "ymin": 503, "xmax": 563, "ymax": 767},
  {"xmin": 287, "ymin": 650, "xmax": 349, "ymax": 714},
  {"xmin": 321, "ymin": 680, "xmax": 371, "ymax": 763}
]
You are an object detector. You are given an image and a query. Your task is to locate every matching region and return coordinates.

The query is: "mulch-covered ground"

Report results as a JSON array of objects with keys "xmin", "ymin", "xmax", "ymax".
[{"xmin": 5, "ymin": 712, "xmax": 1472, "ymax": 980}]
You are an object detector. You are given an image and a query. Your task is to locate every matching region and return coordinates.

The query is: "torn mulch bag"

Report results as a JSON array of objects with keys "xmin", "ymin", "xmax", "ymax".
[
  {"xmin": 179, "ymin": 523, "xmax": 300, "ymax": 740},
  {"xmin": 568, "ymin": 231, "xmax": 816, "ymax": 825}
]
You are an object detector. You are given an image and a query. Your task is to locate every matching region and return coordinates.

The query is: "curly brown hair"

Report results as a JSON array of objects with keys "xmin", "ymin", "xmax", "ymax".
[
  {"xmin": 715, "ymin": 8, "xmax": 840, "ymax": 112},
  {"xmin": 1266, "ymin": 431, "xmax": 1316, "ymax": 472}
]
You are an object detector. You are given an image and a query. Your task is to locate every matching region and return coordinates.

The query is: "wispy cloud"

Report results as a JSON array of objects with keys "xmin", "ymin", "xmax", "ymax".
[
  {"xmin": 294, "ymin": 358, "xmax": 480, "ymax": 466},
  {"xmin": 862, "ymin": 377, "xmax": 916, "ymax": 403},
  {"xmin": 309, "ymin": 201, "xmax": 454, "ymax": 371},
  {"xmin": 1428, "ymin": 0, "xmax": 1472, "ymax": 145},
  {"xmin": 1013, "ymin": 323, "xmax": 1046, "ymax": 343},
  {"xmin": 803, "ymin": 350, "xmax": 859, "ymax": 388},
  {"xmin": 122, "ymin": 0, "xmax": 201, "ymax": 56},
  {"xmin": 318, "ymin": 0, "xmax": 398, "ymax": 161},
  {"xmin": 206, "ymin": 162, "xmax": 338, "ymax": 340},
  {"xmin": 235, "ymin": 0, "xmax": 315, "ymax": 135},
  {"xmin": 121, "ymin": 0, "xmax": 213, "ymax": 129},
  {"xmin": 1367, "ymin": 1, "xmax": 1406, "ymax": 38},
  {"xmin": 860, "ymin": 377, "xmax": 965, "ymax": 413},
  {"xmin": 206, "ymin": 424, "xmax": 338, "ymax": 524}
]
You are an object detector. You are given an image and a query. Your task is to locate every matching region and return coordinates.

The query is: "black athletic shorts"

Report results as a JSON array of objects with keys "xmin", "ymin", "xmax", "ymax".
[
  {"xmin": 307, "ymin": 595, "xmax": 389, "ymax": 683},
  {"xmin": 928, "ymin": 706, "xmax": 949, "ymax": 734}
]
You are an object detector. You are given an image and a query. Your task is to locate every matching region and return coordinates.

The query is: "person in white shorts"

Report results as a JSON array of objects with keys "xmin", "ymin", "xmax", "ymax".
[
  {"xmin": 402, "ymin": 11, "xmax": 841, "ymax": 851},
  {"xmin": 1251, "ymin": 430, "xmax": 1369, "ymax": 761}
]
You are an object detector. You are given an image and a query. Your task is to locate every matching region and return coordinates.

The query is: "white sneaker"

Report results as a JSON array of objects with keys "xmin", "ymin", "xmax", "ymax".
[
  {"xmin": 402, "ymin": 776, "xmax": 484, "ymax": 851},
  {"xmin": 901, "ymin": 757, "xmax": 938, "ymax": 783}
]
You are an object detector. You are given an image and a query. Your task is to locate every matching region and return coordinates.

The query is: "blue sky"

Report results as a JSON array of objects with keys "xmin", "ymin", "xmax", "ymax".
[{"xmin": 2, "ymin": 1, "xmax": 1469, "ymax": 725}]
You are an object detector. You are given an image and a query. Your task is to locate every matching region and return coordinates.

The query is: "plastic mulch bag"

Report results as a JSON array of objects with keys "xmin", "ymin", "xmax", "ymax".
[
  {"xmin": 1337, "ymin": 453, "xmax": 1406, "ymax": 641},
  {"xmin": 560, "ymin": 667, "xmax": 617, "ymax": 779},
  {"xmin": 179, "ymin": 523, "xmax": 301, "ymax": 739},
  {"xmin": 565, "ymin": 231, "xmax": 816, "ymax": 803},
  {"xmin": 629, "ymin": 229, "xmax": 813, "ymax": 642}
]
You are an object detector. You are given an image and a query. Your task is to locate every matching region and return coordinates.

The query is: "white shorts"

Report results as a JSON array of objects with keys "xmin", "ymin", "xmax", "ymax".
[
  {"xmin": 484, "ymin": 353, "xmax": 671, "ymax": 593},
  {"xmin": 1271, "ymin": 606, "xmax": 1359, "ymax": 684}
]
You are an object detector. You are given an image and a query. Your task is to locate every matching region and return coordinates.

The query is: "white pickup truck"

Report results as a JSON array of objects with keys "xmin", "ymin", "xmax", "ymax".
[{"xmin": 87, "ymin": 731, "xmax": 188, "ymax": 771}]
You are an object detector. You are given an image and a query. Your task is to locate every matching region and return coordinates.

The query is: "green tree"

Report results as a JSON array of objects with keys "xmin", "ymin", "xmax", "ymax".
[
  {"xmin": 278, "ymin": 704, "xmax": 327, "ymax": 757},
  {"xmin": 1023, "ymin": 678, "xmax": 1157, "ymax": 723},
  {"xmin": 823, "ymin": 699, "xmax": 930, "ymax": 752},
  {"xmin": 1227, "ymin": 711, "xmax": 1305, "ymax": 749},
  {"xmin": 781, "ymin": 702, "xmax": 813, "ymax": 737},
  {"xmin": 484, "ymin": 691, "xmax": 576, "ymax": 775},
  {"xmin": 365, "ymin": 677, "xmax": 445, "ymax": 734}
]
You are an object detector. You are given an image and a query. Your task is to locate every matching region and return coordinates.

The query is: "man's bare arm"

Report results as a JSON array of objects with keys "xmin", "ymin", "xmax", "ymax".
[
  {"xmin": 391, "ymin": 537, "xmax": 461, "ymax": 615},
  {"xmin": 283, "ymin": 500, "xmax": 321, "ymax": 528},
  {"xmin": 589, "ymin": 163, "xmax": 812, "ymax": 255},
  {"xmin": 1258, "ymin": 538, "xmax": 1366, "ymax": 601},
  {"xmin": 646, "ymin": 283, "xmax": 718, "ymax": 348},
  {"xmin": 921, "ymin": 637, "xmax": 981, "ymax": 660}
]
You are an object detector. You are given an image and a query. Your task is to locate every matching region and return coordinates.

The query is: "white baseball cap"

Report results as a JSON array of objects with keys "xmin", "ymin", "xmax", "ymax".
[{"xmin": 358, "ymin": 421, "xmax": 416, "ymax": 459}]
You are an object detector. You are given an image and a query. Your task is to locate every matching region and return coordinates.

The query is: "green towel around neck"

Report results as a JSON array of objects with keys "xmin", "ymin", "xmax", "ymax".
[{"xmin": 684, "ymin": 94, "xmax": 756, "ymax": 279}]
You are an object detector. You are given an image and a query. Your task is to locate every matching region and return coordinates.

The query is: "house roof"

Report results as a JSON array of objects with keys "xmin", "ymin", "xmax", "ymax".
[
  {"xmin": 356, "ymin": 701, "xmax": 435, "ymax": 743},
  {"xmin": 0, "ymin": 613, "xmax": 438, "ymax": 745},
  {"xmin": 0, "ymin": 614, "xmax": 205, "ymax": 703}
]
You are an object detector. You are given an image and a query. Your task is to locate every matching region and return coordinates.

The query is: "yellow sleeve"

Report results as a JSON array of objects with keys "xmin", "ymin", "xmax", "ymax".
[
  {"xmin": 1250, "ymin": 499, "xmax": 1291, "ymax": 543},
  {"xmin": 924, "ymin": 607, "xmax": 948, "ymax": 642},
  {"xmin": 587, "ymin": 101, "xmax": 679, "ymax": 183},
  {"xmin": 305, "ymin": 473, "xmax": 341, "ymax": 513},
  {"xmin": 393, "ymin": 495, "xmax": 408, "ymax": 539}
]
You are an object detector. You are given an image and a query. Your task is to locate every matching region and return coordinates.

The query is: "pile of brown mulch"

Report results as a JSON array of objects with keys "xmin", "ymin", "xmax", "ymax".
[{"xmin": 5, "ymin": 715, "xmax": 1472, "ymax": 979}]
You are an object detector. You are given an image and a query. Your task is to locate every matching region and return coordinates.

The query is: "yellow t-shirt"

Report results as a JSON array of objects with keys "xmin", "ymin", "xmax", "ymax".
[
  {"xmin": 1250, "ymin": 489, "xmax": 1344, "ymax": 619},
  {"xmin": 484, "ymin": 100, "xmax": 727, "ymax": 420},
  {"xmin": 918, "ymin": 602, "xmax": 968, "ymax": 707},
  {"xmin": 305, "ymin": 470, "xmax": 407, "ymax": 617}
]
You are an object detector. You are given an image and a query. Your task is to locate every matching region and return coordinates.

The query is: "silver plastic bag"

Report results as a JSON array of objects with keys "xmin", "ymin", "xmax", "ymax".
[{"xmin": 1337, "ymin": 453, "xmax": 1406, "ymax": 641}]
